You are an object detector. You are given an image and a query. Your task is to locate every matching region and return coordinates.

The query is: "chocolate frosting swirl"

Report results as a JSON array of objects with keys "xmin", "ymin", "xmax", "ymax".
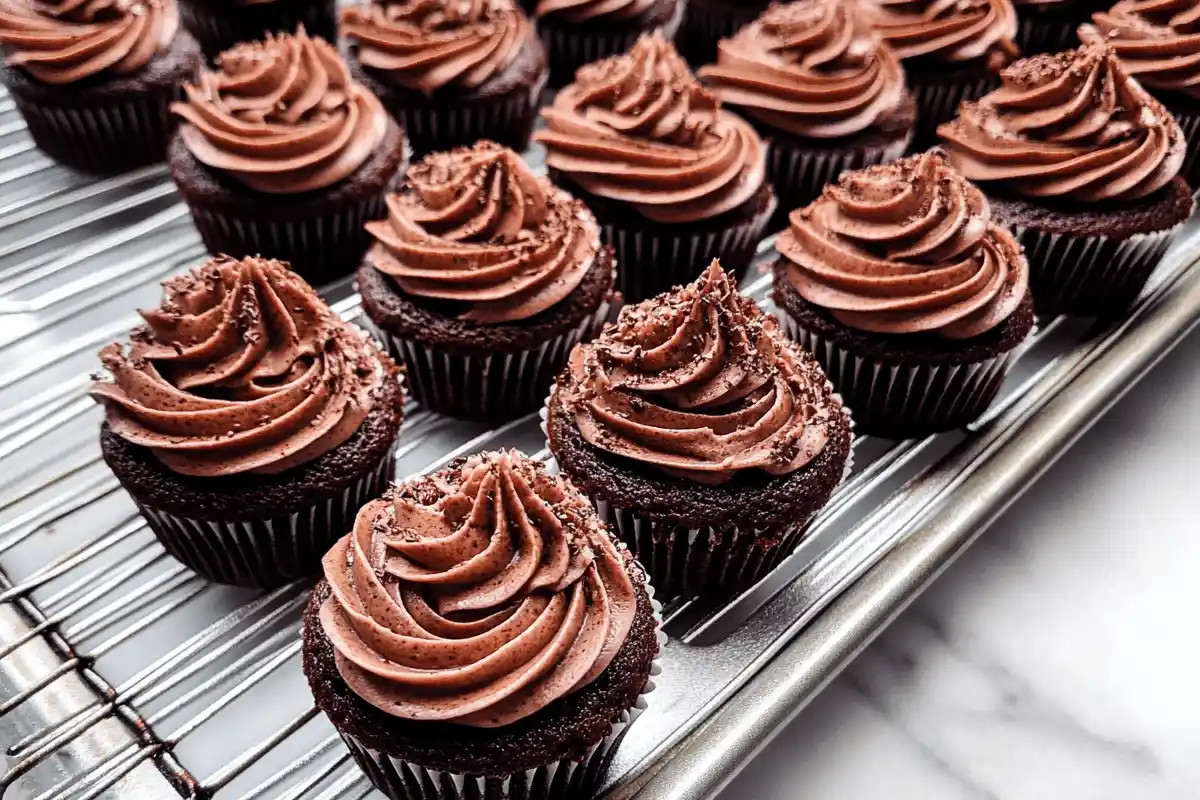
[
  {"xmin": 170, "ymin": 28, "xmax": 389, "ymax": 195},
  {"xmin": 557, "ymin": 261, "xmax": 837, "ymax": 485},
  {"xmin": 535, "ymin": 0, "xmax": 655, "ymax": 22},
  {"xmin": 318, "ymin": 450, "xmax": 640, "ymax": 728},
  {"xmin": 90, "ymin": 256, "xmax": 386, "ymax": 478},
  {"xmin": 698, "ymin": 0, "xmax": 909, "ymax": 138},
  {"xmin": 863, "ymin": 0, "xmax": 1019, "ymax": 65},
  {"xmin": 341, "ymin": 0, "xmax": 532, "ymax": 94},
  {"xmin": 777, "ymin": 151, "xmax": 1028, "ymax": 339},
  {"xmin": 0, "ymin": 0, "xmax": 180, "ymax": 85},
  {"xmin": 365, "ymin": 142, "xmax": 602, "ymax": 324},
  {"xmin": 938, "ymin": 43, "xmax": 1187, "ymax": 201},
  {"xmin": 536, "ymin": 34, "xmax": 768, "ymax": 224},
  {"xmin": 1083, "ymin": 0, "xmax": 1200, "ymax": 99}
]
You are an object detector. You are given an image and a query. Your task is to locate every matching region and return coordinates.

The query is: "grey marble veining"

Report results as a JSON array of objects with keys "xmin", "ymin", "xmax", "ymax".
[{"xmin": 722, "ymin": 327, "xmax": 1200, "ymax": 800}]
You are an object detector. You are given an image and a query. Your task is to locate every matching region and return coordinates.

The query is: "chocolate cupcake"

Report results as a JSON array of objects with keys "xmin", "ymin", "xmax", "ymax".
[
  {"xmin": 342, "ymin": 0, "xmax": 548, "ymax": 157},
  {"xmin": 537, "ymin": 34, "xmax": 776, "ymax": 302},
  {"xmin": 302, "ymin": 450, "xmax": 662, "ymax": 800},
  {"xmin": 546, "ymin": 261, "xmax": 853, "ymax": 602},
  {"xmin": 90, "ymin": 256, "xmax": 405, "ymax": 588},
  {"xmin": 939, "ymin": 43, "xmax": 1195, "ymax": 317},
  {"xmin": 534, "ymin": 0, "xmax": 685, "ymax": 86},
  {"xmin": 699, "ymin": 0, "xmax": 917, "ymax": 214},
  {"xmin": 168, "ymin": 29, "xmax": 408, "ymax": 287},
  {"xmin": 774, "ymin": 151, "xmax": 1035, "ymax": 438},
  {"xmin": 678, "ymin": 0, "xmax": 770, "ymax": 65},
  {"xmin": 862, "ymin": 0, "xmax": 1020, "ymax": 146},
  {"xmin": 178, "ymin": 0, "xmax": 337, "ymax": 58},
  {"xmin": 0, "ymin": 0, "xmax": 201, "ymax": 173},
  {"xmin": 358, "ymin": 141, "xmax": 615, "ymax": 421},
  {"xmin": 1082, "ymin": 1, "xmax": 1200, "ymax": 186}
]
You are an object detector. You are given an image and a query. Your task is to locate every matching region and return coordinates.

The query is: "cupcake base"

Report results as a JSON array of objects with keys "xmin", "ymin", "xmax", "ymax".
[
  {"xmin": 1160, "ymin": 92, "xmax": 1200, "ymax": 190},
  {"xmin": 357, "ymin": 247, "xmax": 615, "ymax": 422},
  {"xmin": 100, "ymin": 365, "xmax": 405, "ymax": 588},
  {"xmin": 544, "ymin": 387, "xmax": 853, "ymax": 603},
  {"xmin": 0, "ymin": 33, "xmax": 201, "ymax": 174},
  {"xmin": 550, "ymin": 173, "xmax": 777, "ymax": 302},
  {"xmin": 350, "ymin": 43, "xmax": 548, "ymax": 158},
  {"xmin": 773, "ymin": 263, "xmax": 1037, "ymax": 439},
  {"xmin": 677, "ymin": 0, "xmax": 770, "ymax": 66},
  {"xmin": 988, "ymin": 177, "xmax": 1194, "ymax": 318},
  {"xmin": 179, "ymin": 0, "xmax": 337, "ymax": 58},
  {"xmin": 906, "ymin": 57, "xmax": 1002, "ymax": 148},
  {"xmin": 301, "ymin": 573, "xmax": 660, "ymax": 799},
  {"xmin": 537, "ymin": 0, "xmax": 685, "ymax": 87},
  {"xmin": 168, "ymin": 121, "xmax": 409, "ymax": 288},
  {"xmin": 756, "ymin": 93, "xmax": 916, "ymax": 219}
]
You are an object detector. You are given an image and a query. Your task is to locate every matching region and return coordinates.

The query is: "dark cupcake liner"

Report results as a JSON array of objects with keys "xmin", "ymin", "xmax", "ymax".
[
  {"xmin": 678, "ymin": 0, "xmax": 767, "ymax": 65},
  {"xmin": 783, "ymin": 315, "xmax": 1025, "ymax": 438},
  {"xmin": 134, "ymin": 443, "xmax": 398, "ymax": 588},
  {"xmin": 179, "ymin": 0, "xmax": 337, "ymax": 57},
  {"xmin": 603, "ymin": 199, "xmax": 775, "ymax": 303},
  {"xmin": 1011, "ymin": 222, "xmax": 1182, "ymax": 318},
  {"xmin": 388, "ymin": 74, "xmax": 547, "ymax": 157},
  {"xmin": 1165, "ymin": 103, "xmax": 1200, "ymax": 191},
  {"xmin": 767, "ymin": 135, "xmax": 912, "ymax": 218},
  {"xmin": 11, "ymin": 81, "xmax": 185, "ymax": 174},
  {"xmin": 186, "ymin": 193, "xmax": 389, "ymax": 288},
  {"xmin": 539, "ymin": 390, "xmax": 855, "ymax": 603},
  {"xmin": 1015, "ymin": 13, "xmax": 1081, "ymax": 56},
  {"xmin": 367, "ymin": 300, "xmax": 611, "ymax": 421},
  {"xmin": 910, "ymin": 74, "xmax": 998, "ymax": 148},
  {"xmin": 336, "ymin": 588, "xmax": 664, "ymax": 800},
  {"xmin": 539, "ymin": 0, "xmax": 684, "ymax": 86}
]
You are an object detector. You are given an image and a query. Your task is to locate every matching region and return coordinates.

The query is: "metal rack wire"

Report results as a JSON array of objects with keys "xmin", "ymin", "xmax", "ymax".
[{"xmin": 2, "ymin": 82, "xmax": 1199, "ymax": 800}]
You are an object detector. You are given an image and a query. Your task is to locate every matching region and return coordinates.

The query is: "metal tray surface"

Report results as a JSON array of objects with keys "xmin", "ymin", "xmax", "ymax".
[{"xmin": 2, "ymin": 83, "xmax": 1200, "ymax": 800}]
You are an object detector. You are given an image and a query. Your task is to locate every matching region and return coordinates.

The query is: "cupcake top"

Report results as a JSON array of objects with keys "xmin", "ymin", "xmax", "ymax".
[
  {"xmin": 170, "ymin": 28, "xmax": 389, "ymax": 195},
  {"xmin": 938, "ymin": 42, "xmax": 1187, "ymax": 202},
  {"xmin": 536, "ymin": 33, "xmax": 768, "ymax": 224},
  {"xmin": 364, "ymin": 141, "xmax": 602, "ymax": 324},
  {"xmin": 318, "ymin": 449, "xmax": 642, "ymax": 727},
  {"xmin": 557, "ymin": 261, "xmax": 841, "ymax": 485},
  {"xmin": 0, "ymin": 0, "xmax": 179, "ymax": 85},
  {"xmin": 862, "ymin": 0, "xmax": 1018, "ymax": 66},
  {"xmin": 698, "ymin": 0, "xmax": 909, "ymax": 139},
  {"xmin": 777, "ymin": 151, "xmax": 1028, "ymax": 339},
  {"xmin": 1083, "ymin": 0, "xmax": 1200, "ymax": 100},
  {"xmin": 341, "ymin": 0, "xmax": 534, "ymax": 94},
  {"xmin": 535, "ymin": 0, "xmax": 655, "ymax": 22},
  {"xmin": 90, "ymin": 256, "xmax": 389, "ymax": 477}
]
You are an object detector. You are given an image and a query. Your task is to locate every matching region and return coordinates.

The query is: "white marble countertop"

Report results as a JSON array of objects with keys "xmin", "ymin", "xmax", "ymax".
[{"xmin": 720, "ymin": 328, "xmax": 1200, "ymax": 800}]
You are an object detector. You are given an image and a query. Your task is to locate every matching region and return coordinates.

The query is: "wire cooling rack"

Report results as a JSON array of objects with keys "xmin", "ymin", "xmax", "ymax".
[{"xmin": 3, "ymin": 81, "xmax": 1200, "ymax": 800}]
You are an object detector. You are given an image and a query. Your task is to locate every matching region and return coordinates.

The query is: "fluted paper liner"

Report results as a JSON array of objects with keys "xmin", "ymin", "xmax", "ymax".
[
  {"xmin": 338, "ymin": 573, "xmax": 667, "ymax": 800},
  {"xmin": 1012, "ymin": 221, "xmax": 1181, "ymax": 318},
  {"xmin": 367, "ymin": 299, "xmax": 611, "ymax": 422},
  {"xmin": 136, "ymin": 442, "xmax": 398, "ymax": 588},
  {"xmin": 909, "ymin": 75, "xmax": 997, "ymax": 147},
  {"xmin": 678, "ymin": 0, "xmax": 763, "ymax": 64},
  {"xmin": 541, "ymin": 0, "xmax": 685, "ymax": 85},
  {"xmin": 179, "ymin": 0, "xmax": 336, "ymax": 56},
  {"xmin": 1016, "ymin": 14, "xmax": 1083, "ymax": 56},
  {"xmin": 539, "ymin": 387, "xmax": 855, "ymax": 603},
  {"xmin": 767, "ymin": 134, "xmax": 911, "ymax": 218}
]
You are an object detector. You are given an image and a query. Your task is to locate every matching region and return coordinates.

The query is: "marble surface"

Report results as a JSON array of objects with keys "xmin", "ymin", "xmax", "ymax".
[{"xmin": 720, "ymin": 327, "xmax": 1200, "ymax": 800}]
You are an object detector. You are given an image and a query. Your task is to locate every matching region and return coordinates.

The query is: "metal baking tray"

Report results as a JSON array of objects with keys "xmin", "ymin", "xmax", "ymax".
[{"xmin": 3, "ymin": 79, "xmax": 1200, "ymax": 800}]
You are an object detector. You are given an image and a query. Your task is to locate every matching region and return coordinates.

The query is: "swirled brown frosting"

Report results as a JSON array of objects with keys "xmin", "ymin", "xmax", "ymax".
[
  {"xmin": 938, "ymin": 43, "xmax": 1187, "ymax": 201},
  {"xmin": 169, "ymin": 28, "xmax": 389, "ymax": 195},
  {"xmin": 341, "ymin": 0, "xmax": 532, "ymax": 94},
  {"xmin": 90, "ymin": 256, "xmax": 386, "ymax": 478},
  {"xmin": 557, "ymin": 261, "xmax": 837, "ymax": 485},
  {"xmin": 1083, "ymin": 0, "xmax": 1200, "ymax": 99},
  {"xmin": 777, "ymin": 151, "xmax": 1028, "ymax": 339},
  {"xmin": 0, "ymin": 0, "xmax": 179, "ymax": 85},
  {"xmin": 318, "ymin": 449, "xmax": 640, "ymax": 727},
  {"xmin": 698, "ymin": 0, "xmax": 908, "ymax": 139},
  {"xmin": 365, "ymin": 141, "xmax": 602, "ymax": 324},
  {"xmin": 535, "ymin": 0, "xmax": 655, "ymax": 22},
  {"xmin": 863, "ymin": 0, "xmax": 1019, "ymax": 65},
  {"xmin": 535, "ymin": 33, "xmax": 768, "ymax": 224}
]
